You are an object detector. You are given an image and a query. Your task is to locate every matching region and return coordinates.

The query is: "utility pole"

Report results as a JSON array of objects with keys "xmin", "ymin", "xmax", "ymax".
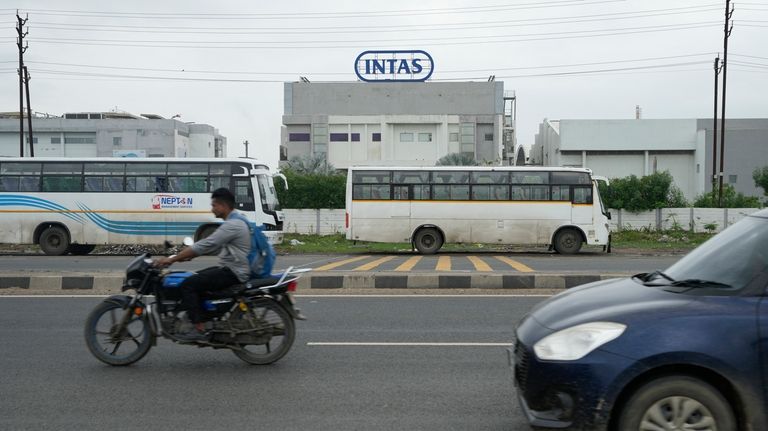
[
  {"xmin": 243, "ymin": 140, "xmax": 249, "ymax": 158},
  {"xmin": 712, "ymin": 55, "xmax": 721, "ymax": 197},
  {"xmin": 16, "ymin": 11, "xmax": 28, "ymax": 157},
  {"xmin": 24, "ymin": 66, "xmax": 34, "ymax": 157},
  {"xmin": 718, "ymin": 0, "xmax": 734, "ymax": 207}
]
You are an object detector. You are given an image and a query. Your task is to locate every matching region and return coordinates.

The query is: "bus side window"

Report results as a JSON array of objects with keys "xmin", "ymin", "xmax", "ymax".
[
  {"xmin": 573, "ymin": 187, "xmax": 592, "ymax": 204},
  {"xmin": 234, "ymin": 179, "xmax": 255, "ymax": 211}
]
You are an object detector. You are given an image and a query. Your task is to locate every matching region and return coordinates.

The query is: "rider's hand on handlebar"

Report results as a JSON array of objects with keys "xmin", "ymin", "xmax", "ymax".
[{"xmin": 153, "ymin": 257, "xmax": 174, "ymax": 268}]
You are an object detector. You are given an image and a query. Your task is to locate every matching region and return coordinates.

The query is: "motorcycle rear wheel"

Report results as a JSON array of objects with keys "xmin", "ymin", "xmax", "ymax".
[
  {"xmin": 231, "ymin": 299, "xmax": 295, "ymax": 365},
  {"xmin": 84, "ymin": 300, "xmax": 152, "ymax": 366}
]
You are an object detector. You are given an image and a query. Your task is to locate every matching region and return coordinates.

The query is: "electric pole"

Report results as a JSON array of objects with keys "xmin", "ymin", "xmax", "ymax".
[
  {"xmin": 243, "ymin": 140, "xmax": 249, "ymax": 158},
  {"xmin": 16, "ymin": 10, "xmax": 28, "ymax": 157},
  {"xmin": 712, "ymin": 55, "xmax": 721, "ymax": 197},
  {"xmin": 24, "ymin": 66, "xmax": 34, "ymax": 157},
  {"xmin": 718, "ymin": 0, "xmax": 734, "ymax": 207}
]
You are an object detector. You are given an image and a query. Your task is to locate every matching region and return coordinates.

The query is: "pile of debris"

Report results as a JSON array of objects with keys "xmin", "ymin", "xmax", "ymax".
[{"xmin": 92, "ymin": 244, "xmax": 183, "ymax": 256}]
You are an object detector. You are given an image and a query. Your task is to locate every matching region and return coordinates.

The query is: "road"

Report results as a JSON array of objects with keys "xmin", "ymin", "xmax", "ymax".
[
  {"xmin": 0, "ymin": 295, "xmax": 545, "ymax": 431},
  {"xmin": 0, "ymin": 252, "xmax": 680, "ymax": 275}
]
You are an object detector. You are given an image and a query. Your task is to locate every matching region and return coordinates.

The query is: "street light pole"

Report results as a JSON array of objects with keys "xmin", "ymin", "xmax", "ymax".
[
  {"xmin": 243, "ymin": 140, "xmax": 249, "ymax": 158},
  {"xmin": 718, "ymin": 0, "xmax": 734, "ymax": 207}
]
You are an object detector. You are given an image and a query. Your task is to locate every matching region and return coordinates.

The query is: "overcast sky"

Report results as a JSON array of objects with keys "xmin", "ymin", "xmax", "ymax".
[{"xmin": 2, "ymin": 0, "xmax": 766, "ymax": 168}]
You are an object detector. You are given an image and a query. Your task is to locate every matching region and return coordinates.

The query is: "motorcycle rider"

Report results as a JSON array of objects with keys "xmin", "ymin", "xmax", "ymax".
[{"xmin": 154, "ymin": 187, "xmax": 251, "ymax": 341}]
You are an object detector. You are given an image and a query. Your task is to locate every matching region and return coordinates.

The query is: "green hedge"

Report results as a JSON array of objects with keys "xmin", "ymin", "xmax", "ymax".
[
  {"xmin": 274, "ymin": 170, "xmax": 346, "ymax": 209},
  {"xmin": 599, "ymin": 171, "xmax": 687, "ymax": 212}
]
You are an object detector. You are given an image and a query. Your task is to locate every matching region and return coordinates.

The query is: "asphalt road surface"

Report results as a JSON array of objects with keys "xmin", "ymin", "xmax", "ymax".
[
  {"xmin": 0, "ymin": 295, "xmax": 547, "ymax": 431},
  {"xmin": 0, "ymin": 252, "xmax": 680, "ymax": 275}
]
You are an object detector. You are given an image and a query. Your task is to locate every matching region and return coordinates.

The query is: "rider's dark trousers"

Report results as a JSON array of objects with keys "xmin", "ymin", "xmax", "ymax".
[{"xmin": 179, "ymin": 266, "xmax": 240, "ymax": 323}]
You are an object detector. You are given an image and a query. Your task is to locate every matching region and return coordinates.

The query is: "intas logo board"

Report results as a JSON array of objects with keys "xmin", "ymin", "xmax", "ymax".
[{"xmin": 355, "ymin": 50, "xmax": 434, "ymax": 82}]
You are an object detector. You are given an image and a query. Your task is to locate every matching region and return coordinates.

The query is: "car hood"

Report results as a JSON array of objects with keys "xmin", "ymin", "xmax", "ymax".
[{"xmin": 526, "ymin": 277, "xmax": 695, "ymax": 332}]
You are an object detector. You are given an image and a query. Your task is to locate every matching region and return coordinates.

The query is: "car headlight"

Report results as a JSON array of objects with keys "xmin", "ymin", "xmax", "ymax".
[{"xmin": 533, "ymin": 321, "xmax": 626, "ymax": 361}]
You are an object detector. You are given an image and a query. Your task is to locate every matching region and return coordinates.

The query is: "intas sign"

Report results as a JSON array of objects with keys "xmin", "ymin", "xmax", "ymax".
[{"xmin": 355, "ymin": 50, "xmax": 434, "ymax": 82}]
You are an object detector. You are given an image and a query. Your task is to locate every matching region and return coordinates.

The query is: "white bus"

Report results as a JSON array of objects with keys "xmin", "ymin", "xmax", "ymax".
[
  {"xmin": 345, "ymin": 166, "xmax": 611, "ymax": 254},
  {"xmin": 0, "ymin": 157, "xmax": 284, "ymax": 255}
]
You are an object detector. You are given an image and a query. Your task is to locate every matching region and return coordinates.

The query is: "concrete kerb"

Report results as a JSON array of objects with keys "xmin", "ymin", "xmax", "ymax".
[{"xmin": 0, "ymin": 272, "xmax": 632, "ymax": 292}]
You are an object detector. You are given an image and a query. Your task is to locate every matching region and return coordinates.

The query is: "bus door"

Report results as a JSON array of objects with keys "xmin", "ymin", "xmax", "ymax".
[
  {"xmin": 390, "ymin": 184, "xmax": 412, "ymax": 219},
  {"xmin": 571, "ymin": 185, "xmax": 594, "ymax": 225}
]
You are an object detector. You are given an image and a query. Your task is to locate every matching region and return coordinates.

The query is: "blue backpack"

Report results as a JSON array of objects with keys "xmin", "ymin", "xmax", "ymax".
[{"xmin": 229, "ymin": 212, "xmax": 276, "ymax": 279}]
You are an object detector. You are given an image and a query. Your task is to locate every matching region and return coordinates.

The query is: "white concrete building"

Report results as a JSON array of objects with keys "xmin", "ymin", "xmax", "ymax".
[
  {"xmin": 531, "ymin": 118, "xmax": 768, "ymax": 201},
  {"xmin": 0, "ymin": 111, "xmax": 227, "ymax": 159},
  {"xmin": 281, "ymin": 82, "xmax": 516, "ymax": 168}
]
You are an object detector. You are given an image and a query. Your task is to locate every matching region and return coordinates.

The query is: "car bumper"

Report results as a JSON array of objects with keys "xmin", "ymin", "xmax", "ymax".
[{"xmin": 509, "ymin": 341, "xmax": 640, "ymax": 431}]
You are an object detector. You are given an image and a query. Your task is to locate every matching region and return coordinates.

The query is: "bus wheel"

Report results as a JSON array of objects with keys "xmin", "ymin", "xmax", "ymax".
[
  {"xmin": 414, "ymin": 228, "xmax": 443, "ymax": 255},
  {"xmin": 39, "ymin": 226, "xmax": 70, "ymax": 256},
  {"xmin": 69, "ymin": 244, "xmax": 96, "ymax": 255},
  {"xmin": 553, "ymin": 228, "xmax": 582, "ymax": 254}
]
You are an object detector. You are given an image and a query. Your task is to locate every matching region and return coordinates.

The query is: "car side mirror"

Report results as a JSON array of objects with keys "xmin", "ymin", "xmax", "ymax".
[{"xmin": 607, "ymin": 212, "xmax": 612, "ymax": 220}]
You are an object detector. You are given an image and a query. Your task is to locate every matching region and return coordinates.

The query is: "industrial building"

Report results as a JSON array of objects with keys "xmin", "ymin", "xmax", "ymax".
[
  {"xmin": 531, "ymin": 118, "xmax": 768, "ymax": 200},
  {"xmin": 281, "ymin": 81, "xmax": 517, "ymax": 168},
  {"xmin": 0, "ymin": 111, "xmax": 227, "ymax": 158}
]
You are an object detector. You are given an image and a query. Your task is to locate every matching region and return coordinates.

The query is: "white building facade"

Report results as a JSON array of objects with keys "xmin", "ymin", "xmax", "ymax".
[
  {"xmin": 281, "ymin": 82, "xmax": 516, "ymax": 168},
  {"xmin": 531, "ymin": 118, "xmax": 768, "ymax": 201},
  {"xmin": 0, "ymin": 112, "xmax": 227, "ymax": 159}
]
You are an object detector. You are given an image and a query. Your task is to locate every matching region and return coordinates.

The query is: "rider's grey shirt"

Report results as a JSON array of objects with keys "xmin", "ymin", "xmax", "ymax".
[{"xmin": 191, "ymin": 210, "xmax": 251, "ymax": 282}]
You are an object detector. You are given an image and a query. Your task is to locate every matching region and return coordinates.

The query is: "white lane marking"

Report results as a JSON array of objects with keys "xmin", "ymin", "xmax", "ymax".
[{"xmin": 307, "ymin": 342, "xmax": 513, "ymax": 347}]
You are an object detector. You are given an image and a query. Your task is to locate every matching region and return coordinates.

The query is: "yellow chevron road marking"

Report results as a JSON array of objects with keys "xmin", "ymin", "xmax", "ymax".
[
  {"xmin": 314, "ymin": 255, "xmax": 371, "ymax": 271},
  {"xmin": 495, "ymin": 256, "xmax": 534, "ymax": 273},
  {"xmin": 436, "ymin": 256, "xmax": 451, "ymax": 271},
  {"xmin": 467, "ymin": 256, "xmax": 492, "ymax": 272},
  {"xmin": 353, "ymin": 256, "xmax": 397, "ymax": 271},
  {"xmin": 395, "ymin": 256, "xmax": 422, "ymax": 272}
]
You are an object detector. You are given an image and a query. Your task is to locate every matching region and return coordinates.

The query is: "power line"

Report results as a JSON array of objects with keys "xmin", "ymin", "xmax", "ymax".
[
  {"xmin": 26, "ymin": 21, "xmax": 720, "ymax": 48},
  {"xmin": 23, "ymin": 5, "xmax": 723, "ymax": 35},
  {"xmin": 18, "ymin": 0, "xmax": 625, "ymax": 20},
  {"xmin": 27, "ymin": 60, "xmax": 711, "ymax": 83},
  {"xmin": 24, "ymin": 52, "xmax": 716, "ymax": 76}
]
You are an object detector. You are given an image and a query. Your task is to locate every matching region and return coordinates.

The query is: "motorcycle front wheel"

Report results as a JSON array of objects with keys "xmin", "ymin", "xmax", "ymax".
[
  {"xmin": 84, "ymin": 300, "xmax": 153, "ymax": 366},
  {"xmin": 231, "ymin": 299, "xmax": 295, "ymax": 365}
]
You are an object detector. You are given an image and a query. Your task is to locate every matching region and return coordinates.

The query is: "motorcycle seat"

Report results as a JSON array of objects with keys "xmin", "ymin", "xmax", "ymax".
[{"xmin": 245, "ymin": 276, "xmax": 282, "ymax": 288}]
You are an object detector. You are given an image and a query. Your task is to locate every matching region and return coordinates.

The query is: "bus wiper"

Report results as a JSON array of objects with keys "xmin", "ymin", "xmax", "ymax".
[{"xmin": 668, "ymin": 279, "xmax": 732, "ymax": 289}]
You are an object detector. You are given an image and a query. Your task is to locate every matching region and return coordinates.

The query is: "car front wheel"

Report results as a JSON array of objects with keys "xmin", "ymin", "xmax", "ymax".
[{"xmin": 618, "ymin": 375, "xmax": 736, "ymax": 431}]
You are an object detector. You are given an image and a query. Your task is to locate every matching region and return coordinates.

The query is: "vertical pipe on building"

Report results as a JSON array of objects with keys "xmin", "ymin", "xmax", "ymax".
[
  {"xmin": 644, "ymin": 151, "xmax": 649, "ymax": 176},
  {"xmin": 581, "ymin": 150, "xmax": 586, "ymax": 168}
]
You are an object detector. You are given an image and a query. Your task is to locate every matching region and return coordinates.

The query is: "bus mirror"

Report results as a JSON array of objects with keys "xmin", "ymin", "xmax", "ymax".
[
  {"xmin": 182, "ymin": 237, "xmax": 194, "ymax": 247},
  {"xmin": 273, "ymin": 172, "xmax": 288, "ymax": 190},
  {"xmin": 607, "ymin": 211, "xmax": 612, "ymax": 220}
]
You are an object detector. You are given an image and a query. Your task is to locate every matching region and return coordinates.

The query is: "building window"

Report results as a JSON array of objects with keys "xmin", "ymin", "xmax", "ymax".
[
  {"xmin": 288, "ymin": 133, "xmax": 310, "ymax": 142},
  {"xmin": 484, "ymin": 133, "xmax": 494, "ymax": 141},
  {"xmin": 729, "ymin": 175, "xmax": 738, "ymax": 184},
  {"xmin": 351, "ymin": 133, "xmax": 360, "ymax": 142},
  {"xmin": 400, "ymin": 132, "xmax": 414, "ymax": 142},
  {"xmin": 25, "ymin": 137, "xmax": 38, "ymax": 144},
  {"xmin": 113, "ymin": 137, "xmax": 122, "ymax": 146},
  {"xmin": 372, "ymin": 133, "xmax": 382, "ymax": 142},
  {"xmin": 330, "ymin": 133, "xmax": 349, "ymax": 142},
  {"xmin": 418, "ymin": 133, "xmax": 432, "ymax": 142},
  {"xmin": 50, "ymin": 137, "xmax": 61, "ymax": 144},
  {"xmin": 64, "ymin": 137, "xmax": 95, "ymax": 144}
]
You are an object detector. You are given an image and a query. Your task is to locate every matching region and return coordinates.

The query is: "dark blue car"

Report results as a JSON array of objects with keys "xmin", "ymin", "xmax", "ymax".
[{"xmin": 513, "ymin": 208, "xmax": 768, "ymax": 431}]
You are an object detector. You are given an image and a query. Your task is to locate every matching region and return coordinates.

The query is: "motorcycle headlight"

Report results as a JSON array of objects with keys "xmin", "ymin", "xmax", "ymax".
[{"xmin": 533, "ymin": 322, "xmax": 626, "ymax": 361}]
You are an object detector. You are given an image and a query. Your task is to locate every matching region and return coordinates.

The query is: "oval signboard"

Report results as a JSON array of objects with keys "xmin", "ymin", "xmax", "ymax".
[{"xmin": 354, "ymin": 50, "xmax": 434, "ymax": 82}]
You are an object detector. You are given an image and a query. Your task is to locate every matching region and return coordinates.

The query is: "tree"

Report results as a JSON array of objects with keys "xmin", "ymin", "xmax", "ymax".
[
  {"xmin": 754, "ymin": 166, "xmax": 768, "ymax": 201},
  {"xmin": 599, "ymin": 171, "xmax": 688, "ymax": 212},
  {"xmin": 435, "ymin": 153, "xmax": 478, "ymax": 166},
  {"xmin": 285, "ymin": 155, "xmax": 338, "ymax": 175},
  {"xmin": 693, "ymin": 184, "xmax": 761, "ymax": 208}
]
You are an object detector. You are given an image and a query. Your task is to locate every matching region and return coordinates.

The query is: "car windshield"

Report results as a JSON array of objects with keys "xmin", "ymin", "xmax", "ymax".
[{"xmin": 659, "ymin": 215, "xmax": 768, "ymax": 291}]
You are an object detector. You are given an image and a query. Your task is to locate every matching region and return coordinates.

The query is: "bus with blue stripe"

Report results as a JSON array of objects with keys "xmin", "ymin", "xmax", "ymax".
[{"xmin": 0, "ymin": 157, "xmax": 284, "ymax": 255}]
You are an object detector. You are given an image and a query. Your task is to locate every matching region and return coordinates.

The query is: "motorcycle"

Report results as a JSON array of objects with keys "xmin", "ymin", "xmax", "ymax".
[{"xmin": 84, "ymin": 246, "xmax": 308, "ymax": 366}]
